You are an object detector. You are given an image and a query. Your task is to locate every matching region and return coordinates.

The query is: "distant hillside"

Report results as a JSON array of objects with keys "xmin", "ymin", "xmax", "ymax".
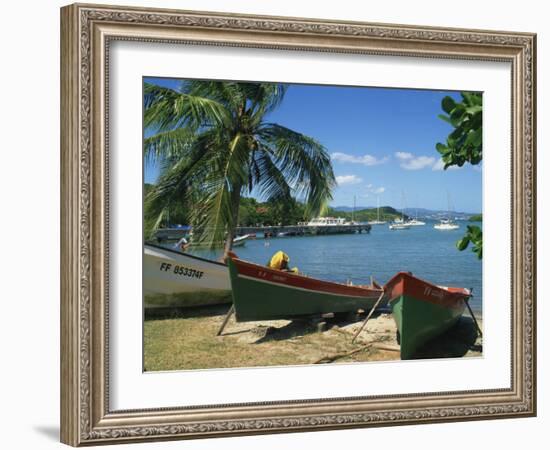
[
  {"xmin": 333, "ymin": 205, "xmax": 480, "ymax": 220},
  {"xmin": 332, "ymin": 205, "xmax": 373, "ymax": 212},
  {"xmin": 326, "ymin": 206, "xmax": 406, "ymax": 222}
]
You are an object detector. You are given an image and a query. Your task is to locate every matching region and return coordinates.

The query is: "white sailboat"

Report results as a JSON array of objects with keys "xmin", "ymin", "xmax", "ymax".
[
  {"xmin": 389, "ymin": 192, "xmax": 410, "ymax": 230},
  {"xmin": 434, "ymin": 218, "xmax": 460, "ymax": 230},
  {"xmin": 407, "ymin": 207, "xmax": 426, "ymax": 226},
  {"xmin": 434, "ymin": 192, "xmax": 460, "ymax": 230},
  {"xmin": 144, "ymin": 243, "xmax": 231, "ymax": 308},
  {"xmin": 368, "ymin": 195, "xmax": 387, "ymax": 225},
  {"xmin": 389, "ymin": 221, "xmax": 411, "ymax": 230}
]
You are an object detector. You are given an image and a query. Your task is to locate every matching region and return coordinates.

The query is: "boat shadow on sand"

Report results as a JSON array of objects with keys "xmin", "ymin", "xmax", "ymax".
[
  {"xmin": 408, "ymin": 315, "xmax": 482, "ymax": 359},
  {"xmin": 250, "ymin": 310, "xmax": 383, "ymax": 344},
  {"xmin": 144, "ymin": 304, "xmax": 230, "ymax": 321}
]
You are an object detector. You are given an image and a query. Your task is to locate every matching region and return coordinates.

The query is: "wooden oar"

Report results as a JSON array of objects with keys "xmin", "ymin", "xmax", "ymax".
[
  {"xmin": 465, "ymin": 288, "xmax": 482, "ymax": 338},
  {"xmin": 351, "ymin": 288, "xmax": 386, "ymax": 343},
  {"xmin": 216, "ymin": 304, "xmax": 235, "ymax": 336}
]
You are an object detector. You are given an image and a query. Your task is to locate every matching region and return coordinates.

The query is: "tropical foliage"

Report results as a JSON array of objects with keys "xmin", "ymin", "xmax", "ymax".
[
  {"xmin": 143, "ymin": 80, "xmax": 335, "ymax": 251},
  {"xmin": 436, "ymin": 92, "xmax": 482, "ymax": 169},
  {"xmin": 437, "ymin": 92, "xmax": 483, "ymax": 259},
  {"xmin": 456, "ymin": 225, "xmax": 483, "ymax": 259}
]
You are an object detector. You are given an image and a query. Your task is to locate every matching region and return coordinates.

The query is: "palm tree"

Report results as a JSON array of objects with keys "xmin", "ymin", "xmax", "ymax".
[{"xmin": 144, "ymin": 80, "xmax": 335, "ymax": 253}]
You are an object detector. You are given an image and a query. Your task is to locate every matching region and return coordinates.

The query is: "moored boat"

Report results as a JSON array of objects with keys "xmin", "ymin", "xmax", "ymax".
[
  {"xmin": 226, "ymin": 253, "xmax": 384, "ymax": 322},
  {"xmin": 406, "ymin": 218, "xmax": 426, "ymax": 226},
  {"xmin": 385, "ymin": 272, "xmax": 470, "ymax": 359},
  {"xmin": 434, "ymin": 219, "xmax": 460, "ymax": 230},
  {"xmin": 232, "ymin": 234, "xmax": 250, "ymax": 247},
  {"xmin": 144, "ymin": 243, "xmax": 231, "ymax": 308},
  {"xmin": 389, "ymin": 221, "xmax": 411, "ymax": 230}
]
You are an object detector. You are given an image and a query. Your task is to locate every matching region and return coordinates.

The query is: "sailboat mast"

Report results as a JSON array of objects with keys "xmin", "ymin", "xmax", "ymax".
[{"xmin": 352, "ymin": 195, "xmax": 356, "ymax": 222}]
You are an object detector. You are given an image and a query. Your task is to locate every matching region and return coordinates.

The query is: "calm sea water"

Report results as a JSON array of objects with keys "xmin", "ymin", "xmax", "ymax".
[{"xmin": 189, "ymin": 220, "xmax": 483, "ymax": 313}]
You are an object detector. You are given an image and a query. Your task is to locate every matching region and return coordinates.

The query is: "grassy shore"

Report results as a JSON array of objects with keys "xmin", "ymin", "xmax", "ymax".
[{"xmin": 144, "ymin": 305, "xmax": 482, "ymax": 372}]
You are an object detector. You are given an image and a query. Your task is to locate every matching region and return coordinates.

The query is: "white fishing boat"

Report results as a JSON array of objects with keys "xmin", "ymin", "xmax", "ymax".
[{"xmin": 144, "ymin": 243, "xmax": 231, "ymax": 308}]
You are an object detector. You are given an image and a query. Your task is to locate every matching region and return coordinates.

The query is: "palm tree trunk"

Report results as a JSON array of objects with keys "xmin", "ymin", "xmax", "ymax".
[{"xmin": 223, "ymin": 183, "xmax": 242, "ymax": 256}]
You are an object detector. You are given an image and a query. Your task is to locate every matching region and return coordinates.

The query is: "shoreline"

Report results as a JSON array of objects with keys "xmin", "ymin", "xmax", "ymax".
[{"xmin": 144, "ymin": 305, "xmax": 483, "ymax": 372}]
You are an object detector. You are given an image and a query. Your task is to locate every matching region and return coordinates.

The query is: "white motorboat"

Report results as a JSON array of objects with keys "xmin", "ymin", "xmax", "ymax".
[
  {"xmin": 307, "ymin": 216, "xmax": 351, "ymax": 226},
  {"xmin": 144, "ymin": 243, "xmax": 231, "ymax": 308},
  {"xmin": 232, "ymin": 234, "xmax": 250, "ymax": 247}
]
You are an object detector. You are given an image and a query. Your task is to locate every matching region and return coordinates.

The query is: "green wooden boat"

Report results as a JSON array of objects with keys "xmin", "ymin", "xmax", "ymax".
[
  {"xmin": 385, "ymin": 272, "xmax": 470, "ymax": 359},
  {"xmin": 227, "ymin": 253, "xmax": 384, "ymax": 322}
]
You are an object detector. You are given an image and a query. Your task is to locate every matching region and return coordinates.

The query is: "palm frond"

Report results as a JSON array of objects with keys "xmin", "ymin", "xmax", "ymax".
[
  {"xmin": 182, "ymin": 80, "xmax": 245, "ymax": 114},
  {"xmin": 144, "ymin": 82, "xmax": 231, "ymax": 132},
  {"xmin": 143, "ymin": 133, "xmax": 222, "ymax": 237},
  {"xmin": 250, "ymin": 145, "xmax": 293, "ymax": 203},
  {"xmin": 247, "ymin": 83, "xmax": 288, "ymax": 121},
  {"xmin": 189, "ymin": 133, "xmax": 250, "ymax": 249},
  {"xmin": 257, "ymin": 123, "xmax": 335, "ymax": 216},
  {"xmin": 144, "ymin": 128, "xmax": 197, "ymax": 166}
]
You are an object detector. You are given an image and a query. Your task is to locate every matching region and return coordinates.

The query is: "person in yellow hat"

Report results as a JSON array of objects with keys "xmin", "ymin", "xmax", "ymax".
[{"xmin": 267, "ymin": 251, "xmax": 299, "ymax": 273}]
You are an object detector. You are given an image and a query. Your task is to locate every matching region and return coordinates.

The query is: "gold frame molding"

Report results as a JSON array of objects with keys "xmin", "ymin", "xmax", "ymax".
[{"xmin": 60, "ymin": 3, "xmax": 536, "ymax": 446}]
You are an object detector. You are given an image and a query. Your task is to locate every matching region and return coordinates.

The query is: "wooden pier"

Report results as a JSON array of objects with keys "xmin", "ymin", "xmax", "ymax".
[{"xmin": 155, "ymin": 223, "xmax": 371, "ymax": 241}]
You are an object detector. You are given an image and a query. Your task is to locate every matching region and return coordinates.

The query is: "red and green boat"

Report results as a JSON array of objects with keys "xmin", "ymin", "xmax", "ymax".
[
  {"xmin": 385, "ymin": 272, "xmax": 471, "ymax": 359},
  {"xmin": 226, "ymin": 253, "xmax": 384, "ymax": 322}
]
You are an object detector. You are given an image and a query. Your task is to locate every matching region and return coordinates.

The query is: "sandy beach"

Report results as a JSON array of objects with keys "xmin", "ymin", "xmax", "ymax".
[{"xmin": 144, "ymin": 305, "xmax": 482, "ymax": 371}]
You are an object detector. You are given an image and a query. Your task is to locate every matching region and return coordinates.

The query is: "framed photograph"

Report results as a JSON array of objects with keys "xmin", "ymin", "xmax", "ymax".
[{"xmin": 60, "ymin": 3, "xmax": 536, "ymax": 446}]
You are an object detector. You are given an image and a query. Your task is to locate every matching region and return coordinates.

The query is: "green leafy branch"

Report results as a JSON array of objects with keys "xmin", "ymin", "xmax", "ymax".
[{"xmin": 456, "ymin": 225, "xmax": 483, "ymax": 259}]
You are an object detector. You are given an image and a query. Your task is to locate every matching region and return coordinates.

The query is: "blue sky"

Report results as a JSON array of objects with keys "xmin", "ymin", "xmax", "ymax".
[{"xmin": 144, "ymin": 78, "xmax": 482, "ymax": 213}]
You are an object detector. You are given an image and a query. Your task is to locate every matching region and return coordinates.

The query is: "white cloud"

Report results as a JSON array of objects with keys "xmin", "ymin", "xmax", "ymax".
[
  {"xmin": 362, "ymin": 185, "xmax": 385, "ymax": 198},
  {"xmin": 331, "ymin": 152, "xmax": 389, "ymax": 166},
  {"xmin": 336, "ymin": 174, "xmax": 363, "ymax": 186},
  {"xmin": 395, "ymin": 151, "xmax": 414, "ymax": 161},
  {"xmin": 395, "ymin": 151, "xmax": 436, "ymax": 170},
  {"xmin": 432, "ymin": 158, "xmax": 462, "ymax": 171},
  {"xmin": 432, "ymin": 159, "xmax": 445, "ymax": 171}
]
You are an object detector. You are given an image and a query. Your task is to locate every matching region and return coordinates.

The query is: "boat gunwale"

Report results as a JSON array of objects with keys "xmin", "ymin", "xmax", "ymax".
[
  {"xmin": 384, "ymin": 272, "xmax": 470, "ymax": 306},
  {"xmin": 229, "ymin": 255, "xmax": 383, "ymax": 297},
  {"xmin": 145, "ymin": 242, "xmax": 227, "ymax": 267}
]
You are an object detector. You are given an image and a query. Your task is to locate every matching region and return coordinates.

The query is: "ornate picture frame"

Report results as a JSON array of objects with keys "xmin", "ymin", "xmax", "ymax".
[{"xmin": 60, "ymin": 3, "xmax": 536, "ymax": 446}]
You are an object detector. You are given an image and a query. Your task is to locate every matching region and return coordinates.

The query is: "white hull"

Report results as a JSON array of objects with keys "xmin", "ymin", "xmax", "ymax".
[
  {"xmin": 232, "ymin": 235, "xmax": 249, "ymax": 247},
  {"xmin": 144, "ymin": 244, "xmax": 231, "ymax": 308},
  {"xmin": 434, "ymin": 223, "xmax": 460, "ymax": 230},
  {"xmin": 407, "ymin": 220, "xmax": 426, "ymax": 226},
  {"xmin": 389, "ymin": 223, "xmax": 411, "ymax": 230}
]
